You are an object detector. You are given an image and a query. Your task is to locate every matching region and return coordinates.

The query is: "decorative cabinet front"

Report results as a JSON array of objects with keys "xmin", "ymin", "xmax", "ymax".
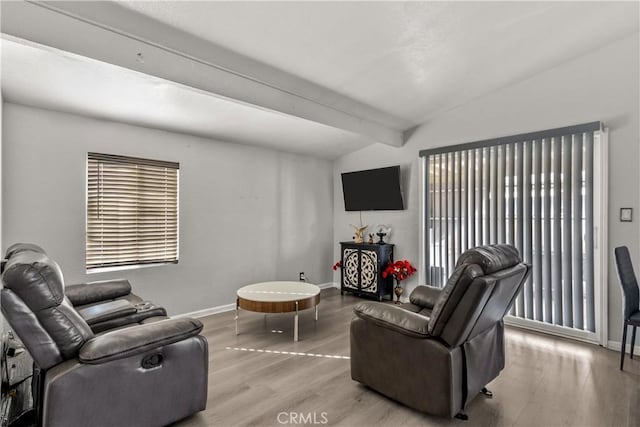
[{"xmin": 340, "ymin": 242, "xmax": 394, "ymax": 301}]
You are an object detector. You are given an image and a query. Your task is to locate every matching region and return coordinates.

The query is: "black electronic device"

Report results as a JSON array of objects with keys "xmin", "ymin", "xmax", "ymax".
[{"xmin": 341, "ymin": 166, "xmax": 404, "ymax": 211}]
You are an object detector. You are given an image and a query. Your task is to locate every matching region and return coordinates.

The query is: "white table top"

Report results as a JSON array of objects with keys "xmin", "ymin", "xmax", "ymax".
[{"xmin": 237, "ymin": 281, "xmax": 320, "ymax": 302}]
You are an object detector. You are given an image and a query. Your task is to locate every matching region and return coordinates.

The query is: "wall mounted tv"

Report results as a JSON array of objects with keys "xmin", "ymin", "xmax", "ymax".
[{"xmin": 341, "ymin": 166, "xmax": 404, "ymax": 211}]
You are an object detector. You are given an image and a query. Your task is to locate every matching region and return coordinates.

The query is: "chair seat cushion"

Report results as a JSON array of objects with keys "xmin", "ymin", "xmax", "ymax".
[
  {"xmin": 401, "ymin": 302, "xmax": 432, "ymax": 317},
  {"xmin": 629, "ymin": 311, "xmax": 640, "ymax": 326}
]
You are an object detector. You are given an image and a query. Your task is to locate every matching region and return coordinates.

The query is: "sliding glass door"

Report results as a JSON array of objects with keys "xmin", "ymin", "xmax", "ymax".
[{"xmin": 420, "ymin": 122, "xmax": 606, "ymax": 341}]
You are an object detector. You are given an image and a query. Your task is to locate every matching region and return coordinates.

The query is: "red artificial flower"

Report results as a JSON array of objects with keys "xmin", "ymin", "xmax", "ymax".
[
  {"xmin": 382, "ymin": 259, "xmax": 417, "ymax": 282},
  {"xmin": 332, "ymin": 260, "xmax": 342, "ymax": 271}
]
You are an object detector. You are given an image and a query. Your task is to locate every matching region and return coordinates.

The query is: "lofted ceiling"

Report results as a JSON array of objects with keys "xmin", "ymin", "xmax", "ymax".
[
  {"xmin": 1, "ymin": 1, "xmax": 639, "ymax": 158},
  {"xmin": 118, "ymin": 1, "xmax": 640, "ymax": 125}
]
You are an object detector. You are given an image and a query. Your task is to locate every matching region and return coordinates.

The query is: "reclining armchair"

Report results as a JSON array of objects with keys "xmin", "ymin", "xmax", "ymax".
[
  {"xmin": 350, "ymin": 244, "xmax": 530, "ymax": 419},
  {"xmin": 0, "ymin": 243, "xmax": 208, "ymax": 427}
]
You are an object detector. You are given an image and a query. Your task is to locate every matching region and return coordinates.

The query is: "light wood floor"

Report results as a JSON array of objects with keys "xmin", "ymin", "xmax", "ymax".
[{"xmin": 176, "ymin": 288, "xmax": 640, "ymax": 427}]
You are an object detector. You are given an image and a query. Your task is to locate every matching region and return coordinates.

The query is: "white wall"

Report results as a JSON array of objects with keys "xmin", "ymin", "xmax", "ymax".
[
  {"xmin": 1, "ymin": 94, "xmax": 4, "ymax": 334},
  {"xmin": 333, "ymin": 34, "xmax": 640, "ymax": 343},
  {"xmin": 2, "ymin": 103, "xmax": 334, "ymax": 315}
]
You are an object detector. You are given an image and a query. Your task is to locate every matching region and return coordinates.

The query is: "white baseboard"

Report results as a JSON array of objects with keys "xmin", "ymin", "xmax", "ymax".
[
  {"xmin": 174, "ymin": 303, "xmax": 236, "ymax": 319},
  {"xmin": 175, "ymin": 282, "xmax": 340, "ymax": 319},
  {"xmin": 318, "ymin": 282, "xmax": 340, "ymax": 289},
  {"xmin": 607, "ymin": 340, "xmax": 640, "ymax": 355}
]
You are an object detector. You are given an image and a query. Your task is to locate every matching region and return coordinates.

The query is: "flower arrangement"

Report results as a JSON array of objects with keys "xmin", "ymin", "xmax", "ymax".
[
  {"xmin": 382, "ymin": 260, "xmax": 417, "ymax": 282},
  {"xmin": 332, "ymin": 260, "xmax": 342, "ymax": 271},
  {"xmin": 382, "ymin": 260, "xmax": 417, "ymax": 304}
]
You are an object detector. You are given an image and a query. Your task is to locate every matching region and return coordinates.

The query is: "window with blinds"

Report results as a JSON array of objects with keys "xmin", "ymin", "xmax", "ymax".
[
  {"xmin": 420, "ymin": 122, "xmax": 602, "ymax": 334},
  {"xmin": 87, "ymin": 153, "xmax": 179, "ymax": 271}
]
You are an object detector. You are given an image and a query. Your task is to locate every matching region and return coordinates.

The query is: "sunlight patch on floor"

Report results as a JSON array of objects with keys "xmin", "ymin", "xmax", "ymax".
[
  {"xmin": 225, "ymin": 346, "xmax": 350, "ymax": 360},
  {"xmin": 506, "ymin": 329, "xmax": 594, "ymax": 359}
]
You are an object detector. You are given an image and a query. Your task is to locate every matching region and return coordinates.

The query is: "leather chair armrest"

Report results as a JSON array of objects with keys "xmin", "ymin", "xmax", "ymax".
[
  {"xmin": 409, "ymin": 285, "xmax": 442, "ymax": 309},
  {"xmin": 66, "ymin": 279, "xmax": 132, "ymax": 306},
  {"xmin": 79, "ymin": 318, "xmax": 203, "ymax": 364},
  {"xmin": 77, "ymin": 299, "xmax": 138, "ymax": 325},
  {"xmin": 354, "ymin": 302, "xmax": 430, "ymax": 338}
]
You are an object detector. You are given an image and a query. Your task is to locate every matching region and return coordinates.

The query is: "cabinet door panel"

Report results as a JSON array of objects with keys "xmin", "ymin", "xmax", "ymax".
[
  {"xmin": 359, "ymin": 250, "xmax": 378, "ymax": 293},
  {"xmin": 342, "ymin": 248, "xmax": 359, "ymax": 290}
]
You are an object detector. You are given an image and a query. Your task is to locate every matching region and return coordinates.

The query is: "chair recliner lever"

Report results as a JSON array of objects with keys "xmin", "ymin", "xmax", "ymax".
[{"xmin": 141, "ymin": 353, "xmax": 164, "ymax": 369}]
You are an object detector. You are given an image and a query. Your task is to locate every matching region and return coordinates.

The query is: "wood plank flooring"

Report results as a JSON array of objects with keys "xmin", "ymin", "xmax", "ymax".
[{"xmin": 175, "ymin": 288, "xmax": 640, "ymax": 427}]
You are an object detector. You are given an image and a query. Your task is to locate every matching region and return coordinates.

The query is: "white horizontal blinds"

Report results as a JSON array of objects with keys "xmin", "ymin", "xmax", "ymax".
[
  {"xmin": 87, "ymin": 153, "xmax": 179, "ymax": 270},
  {"xmin": 422, "ymin": 122, "xmax": 599, "ymax": 333}
]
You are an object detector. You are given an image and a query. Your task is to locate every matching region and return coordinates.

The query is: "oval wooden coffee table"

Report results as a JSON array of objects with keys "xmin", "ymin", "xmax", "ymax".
[{"xmin": 236, "ymin": 281, "xmax": 320, "ymax": 342}]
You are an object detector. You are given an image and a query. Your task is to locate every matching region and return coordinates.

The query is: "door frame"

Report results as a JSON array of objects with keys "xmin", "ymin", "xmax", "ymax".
[{"xmin": 418, "ymin": 129, "xmax": 609, "ymax": 345}]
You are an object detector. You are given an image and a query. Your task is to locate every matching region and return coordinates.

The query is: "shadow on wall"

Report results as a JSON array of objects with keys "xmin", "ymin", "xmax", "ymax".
[
  {"xmin": 276, "ymin": 155, "xmax": 333, "ymax": 284},
  {"xmin": 401, "ymin": 163, "xmax": 413, "ymax": 210}
]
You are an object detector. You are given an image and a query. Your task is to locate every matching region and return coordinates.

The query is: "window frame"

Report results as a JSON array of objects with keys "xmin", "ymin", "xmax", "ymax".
[{"xmin": 85, "ymin": 152, "xmax": 180, "ymax": 273}]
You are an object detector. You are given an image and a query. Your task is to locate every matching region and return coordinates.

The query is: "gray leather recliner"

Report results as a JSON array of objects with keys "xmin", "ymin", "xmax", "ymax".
[
  {"xmin": 350, "ymin": 244, "xmax": 530, "ymax": 419},
  {"xmin": 0, "ymin": 243, "xmax": 209, "ymax": 427}
]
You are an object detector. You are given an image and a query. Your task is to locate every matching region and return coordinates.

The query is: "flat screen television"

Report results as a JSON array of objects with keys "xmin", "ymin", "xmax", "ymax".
[{"xmin": 341, "ymin": 166, "xmax": 404, "ymax": 211}]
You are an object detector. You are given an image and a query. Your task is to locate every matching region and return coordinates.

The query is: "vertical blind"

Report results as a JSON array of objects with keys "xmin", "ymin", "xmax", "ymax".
[
  {"xmin": 420, "ymin": 122, "xmax": 600, "ymax": 332},
  {"xmin": 87, "ymin": 153, "xmax": 179, "ymax": 270}
]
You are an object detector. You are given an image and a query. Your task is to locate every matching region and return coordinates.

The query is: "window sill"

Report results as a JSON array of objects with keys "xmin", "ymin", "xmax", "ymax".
[{"xmin": 87, "ymin": 261, "xmax": 177, "ymax": 275}]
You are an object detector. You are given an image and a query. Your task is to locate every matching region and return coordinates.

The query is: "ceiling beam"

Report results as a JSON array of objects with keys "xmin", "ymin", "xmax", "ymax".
[{"xmin": 1, "ymin": 1, "xmax": 408, "ymax": 147}]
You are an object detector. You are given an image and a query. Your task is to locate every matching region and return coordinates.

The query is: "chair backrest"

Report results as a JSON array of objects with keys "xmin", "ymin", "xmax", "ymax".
[
  {"xmin": 1, "ymin": 244, "xmax": 94, "ymax": 369},
  {"xmin": 614, "ymin": 246, "xmax": 640, "ymax": 321},
  {"xmin": 428, "ymin": 245, "xmax": 529, "ymax": 347}
]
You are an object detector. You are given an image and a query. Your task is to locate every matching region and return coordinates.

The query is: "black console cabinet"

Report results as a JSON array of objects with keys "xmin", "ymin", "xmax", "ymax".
[{"xmin": 340, "ymin": 242, "xmax": 394, "ymax": 301}]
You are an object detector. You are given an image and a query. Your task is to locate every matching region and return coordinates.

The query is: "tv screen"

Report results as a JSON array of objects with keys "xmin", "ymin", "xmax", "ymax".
[{"xmin": 341, "ymin": 166, "xmax": 404, "ymax": 211}]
